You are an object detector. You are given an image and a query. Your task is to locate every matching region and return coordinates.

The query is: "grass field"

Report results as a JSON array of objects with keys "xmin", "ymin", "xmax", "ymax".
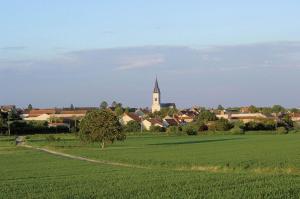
[{"xmin": 1, "ymin": 133, "xmax": 300, "ymax": 198}]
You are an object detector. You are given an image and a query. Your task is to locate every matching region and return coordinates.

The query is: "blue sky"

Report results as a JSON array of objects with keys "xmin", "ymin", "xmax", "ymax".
[{"xmin": 1, "ymin": 1, "xmax": 300, "ymax": 108}]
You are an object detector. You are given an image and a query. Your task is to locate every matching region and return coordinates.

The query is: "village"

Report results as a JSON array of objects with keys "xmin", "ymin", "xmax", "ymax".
[{"xmin": 1, "ymin": 78, "xmax": 300, "ymax": 135}]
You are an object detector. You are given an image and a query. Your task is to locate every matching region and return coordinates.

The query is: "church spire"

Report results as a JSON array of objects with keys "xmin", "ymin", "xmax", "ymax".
[{"xmin": 153, "ymin": 77, "xmax": 160, "ymax": 93}]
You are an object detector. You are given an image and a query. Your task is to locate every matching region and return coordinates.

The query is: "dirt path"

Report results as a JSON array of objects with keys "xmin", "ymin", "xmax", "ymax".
[
  {"xmin": 21, "ymin": 144, "xmax": 300, "ymax": 175},
  {"xmin": 22, "ymin": 144, "xmax": 149, "ymax": 169}
]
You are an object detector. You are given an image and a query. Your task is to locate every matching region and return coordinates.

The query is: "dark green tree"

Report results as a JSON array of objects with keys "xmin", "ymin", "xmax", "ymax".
[
  {"xmin": 100, "ymin": 101, "xmax": 108, "ymax": 109},
  {"xmin": 196, "ymin": 110, "xmax": 217, "ymax": 122},
  {"xmin": 217, "ymin": 105, "xmax": 224, "ymax": 110},
  {"xmin": 272, "ymin": 105, "xmax": 285, "ymax": 113},
  {"xmin": 123, "ymin": 121, "xmax": 141, "ymax": 132},
  {"xmin": 27, "ymin": 104, "xmax": 33, "ymax": 111},
  {"xmin": 79, "ymin": 109, "xmax": 125, "ymax": 149},
  {"xmin": 70, "ymin": 104, "xmax": 75, "ymax": 110}
]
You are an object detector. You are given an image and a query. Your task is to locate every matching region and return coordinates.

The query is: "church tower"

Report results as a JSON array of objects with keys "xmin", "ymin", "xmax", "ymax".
[{"xmin": 152, "ymin": 77, "xmax": 161, "ymax": 113}]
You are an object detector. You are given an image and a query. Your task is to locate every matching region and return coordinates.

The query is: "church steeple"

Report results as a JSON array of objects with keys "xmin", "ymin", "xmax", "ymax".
[
  {"xmin": 153, "ymin": 77, "xmax": 160, "ymax": 93},
  {"xmin": 152, "ymin": 77, "xmax": 161, "ymax": 113}
]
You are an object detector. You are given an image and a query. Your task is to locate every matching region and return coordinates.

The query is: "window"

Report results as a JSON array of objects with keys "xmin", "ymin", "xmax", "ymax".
[{"xmin": 155, "ymin": 98, "xmax": 157, "ymax": 101}]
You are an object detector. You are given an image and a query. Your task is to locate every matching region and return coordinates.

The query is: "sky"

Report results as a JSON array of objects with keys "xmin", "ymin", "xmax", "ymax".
[{"xmin": 1, "ymin": 1, "xmax": 300, "ymax": 108}]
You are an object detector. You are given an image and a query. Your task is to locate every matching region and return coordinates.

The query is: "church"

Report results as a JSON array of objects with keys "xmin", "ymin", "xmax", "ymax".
[{"xmin": 151, "ymin": 78, "xmax": 176, "ymax": 113}]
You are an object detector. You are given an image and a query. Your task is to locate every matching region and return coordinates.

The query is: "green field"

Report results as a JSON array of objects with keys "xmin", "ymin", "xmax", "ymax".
[{"xmin": 1, "ymin": 133, "xmax": 300, "ymax": 198}]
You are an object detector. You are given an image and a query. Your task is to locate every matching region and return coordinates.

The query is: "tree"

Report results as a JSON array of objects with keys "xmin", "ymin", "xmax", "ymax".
[
  {"xmin": 79, "ymin": 109, "xmax": 125, "ymax": 149},
  {"xmin": 100, "ymin": 101, "xmax": 108, "ymax": 109},
  {"xmin": 196, "ymin": 110, "xmax": 217, "ymax": 122},
  {"xmin": 217, "ymin": 105, "xmax": 224, "ymax": 110},
  {"xmin": 123, "ymin": 121, "xmax": 141, "ymax": 132},
  {"xmin": 248, "ymin": 105, "xmax": 259, "ymax": 113},
  {"xmin": 28, "ymin": 104, "xmax": 33, "ymax": 111},
  {"xmin": 115, "ymin": 106, "xmax": 124, "ymax": 117},
  {"xmin": 111, "ymin": 101, "xmax": 118, "ymax": 108},
  {"xmin": 272, "ymin": 105, "xmax": 285, "ymax": 113},
  {"xmin": 182, "ymin": 123, "xmax": 198, "ymax": 135},
  {"xmin": 70, "ymin": 104, "xmax": 75, "ymax": 110}
]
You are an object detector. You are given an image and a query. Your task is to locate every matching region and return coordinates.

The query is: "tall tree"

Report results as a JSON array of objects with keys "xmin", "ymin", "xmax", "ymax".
[
  {"xmin": 217, "ymin": 105, "xmax": 224, "ymax": 110},
  {"xmin": 27, "ymin": 104, "xmax": 33, "ymax": 111},
  {"xmin": 70, "ymin": 104, "xmax": 75, "ymax": 110},
  {"xmin": 111, "ymin": 101, "xmax": 118, "ymax": 108},
  {"xmin": 79, "ymin": 109, "xmax": 125, "ymax": 149},
  {"xmin": 100, "ymin": 101, "xmax": 108, "ymax": 109}
]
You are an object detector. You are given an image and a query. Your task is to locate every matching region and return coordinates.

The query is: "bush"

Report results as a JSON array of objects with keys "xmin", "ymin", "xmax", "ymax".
[
  {"xmin": 276, "ymin": 127, "xmax": 288, "ymax": 134},
  {"xmin": 208, "ymin": 119, "xmax": 233, "ymax": 131},
  {"xmin": 230, "ymin": 127, "xmax": 245, "ymax": 135},
  {"xmin": 182, "ymin": 123, "xmax": 198, "ymax": 135},
  {"xmin": 166, "ymin": 126, "xmax": 183, "ymax": 135},
  {"xmin": 197, "ymin": 121, "xmax": 208, "ymax": 132},
  {"xmin": 124, "ymin": 121, "xmax": 141, "ymax": 132},
  {"xmin": 149, "ymin": 126, "xmax": 166, "ymax": 132}
]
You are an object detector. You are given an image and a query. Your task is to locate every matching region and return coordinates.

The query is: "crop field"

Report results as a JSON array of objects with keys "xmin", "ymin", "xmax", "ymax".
[{"xmin": 1, "ymin": 133, "xmax": 300, "ymax": 198}]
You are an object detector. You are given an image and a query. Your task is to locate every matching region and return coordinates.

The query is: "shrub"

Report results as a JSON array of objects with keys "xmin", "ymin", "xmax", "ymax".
[
  {"xmin": 230, "ymin": 127, "xmax": 245, "ymax": 135},
  {"xmin": 276, "ymin": 127, "xmax": 288, "ymax": 134},
  {"xmin": 149, "ymin": 126, "xmax": 166, "ymax": 132},
  {"xmin": 182, "ymin": 123, "xmax": 198, "ymax": 135},
  {"xmin": 124, "ymin": 121, "xmax": 141, "ymax": 132},
  {"xmin": 197, "ymin": 121, "xmax": 208, "ymax": 132}
]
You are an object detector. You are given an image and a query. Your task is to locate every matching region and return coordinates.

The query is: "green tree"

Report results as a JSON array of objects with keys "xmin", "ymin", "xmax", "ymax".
[
  {"xmin": 70, "ymin": 104, "xmax": 75, "ymax": 110},
  {"xmin": 115, "ymin": 106, "xmax": 124, "ymax": 117},
  {"xmin": 217, "ymin": 105, "xmax": 224, "ymax": 110},
  {"xmin": 111, "ymin": 101, "xmax": 118, "ymax": 108},
  {"xmin": 248, "ymin": 105, "xmax": 259, "ymax": 113},
  {"xmin": 124, "ymin": 121, "xmax": 141, "ymax": 132},
  {"xmin": 196, "ymin": 110, "xmax": 217, "ymax": 122},
  {"xmin": 79, "ymin": 109, "xmax": 125, "ymax": 149},
  {"xmin": 100, "ymin": 101, "xmax": 108, "ymax": 109},
  {"xmin": 182, "ymin": 123, "xmax": 198, "ymax": 135},
  {"xmin": 272, "ymin": 105, "xmax": 285, "ymax": 113},
  {"xmin": 27, "ymin": 104, "xmax": 33, "ymax": 111}
]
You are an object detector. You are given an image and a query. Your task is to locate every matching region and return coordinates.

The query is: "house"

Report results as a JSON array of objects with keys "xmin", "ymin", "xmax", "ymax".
[
  {"xmin": 142, "ymin": 118, "xmax": 165, "ymax": 130},
  {"xmin": 163, "ymin": 117, "xmax": 179, "ymax": 126},
  {"xmin": 177, "ymin": 110, "xmax": 197, "ymax": 123},
  {"xmin": 24, "ymin": 109, "xmax": 56, "ymax": 121},
  {"xmin": 217, "ymin": 112, "xmax": 268, "ymax": 123},
  {"xmin": 291, "ymin": 113, "xmax": 300, "ymax": 122},
  {"xmin": 0, "ymin": 105, "xmax": 16, "ymax": 112},
  {"xmin": 120, "ymin": 112, "xmax": 141, "ymax": 125}
]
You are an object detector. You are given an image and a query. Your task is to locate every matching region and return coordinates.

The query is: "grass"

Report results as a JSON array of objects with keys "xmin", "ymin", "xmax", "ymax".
[{"xmin": 1, "ymin": 133, "xmax": 300, "ymax": 198}]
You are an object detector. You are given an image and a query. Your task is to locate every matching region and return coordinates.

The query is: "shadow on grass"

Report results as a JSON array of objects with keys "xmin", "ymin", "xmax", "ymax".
[{"xmin": 149, "ymin": 137, "xmax": 244, "ymax": 146}]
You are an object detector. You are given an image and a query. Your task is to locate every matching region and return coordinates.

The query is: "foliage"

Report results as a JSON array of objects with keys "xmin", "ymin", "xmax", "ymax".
[
  {"xmin": 166, "ymin": 126, "xmax": 182, "ymax": 135},
  {"xmin": 100, "ymin": 101, "xmax": 108, "ymax": 109},
  {"xmin": 272, "ymin": 105, "xmax": 286, "ymax": 113},
  {"xmin": 248, "ymin": 105, "xmax": 259, "ymax": 113},
  {"xmin": 27, "ymin": 104, "xmax": 33, "ymax": 110},
  {"xmin": 230, "ymin": 126, "xmax": 245, "ymax": 135},
  {"xmin": 217, "ymin": 105, "xmax": 224, "ymax": 110},
  {"xmin": 276, "ymin": 127, "xmax": 288, "ymax": 134},
  {"xmin": 149, "ymin": 125, "xmax": 166, "ymax": 132},
  {"xmin": 182, "ymin": 123, "xmax": 198, "ymax": 135},
  {"xmin": 79, "ymin": 109, "xmax": 125, "ymax": 148},
  {"xmin": 208, "ymin": 118, "xmax": 233, "ymax": 131},
  {"xmin": 114, "ymin": 106, "xmax": 124, "ymax": 117},
  {"xmin": 124, "ymin": 121, "xmax": 141, "ymax": 132},
  {"xmin": 197, "ymin": 121, "xmax": 208, "ymax": 132},
  {"xmin": 196, "ymin": 110, "xmax": 217, "ymax": 122}
]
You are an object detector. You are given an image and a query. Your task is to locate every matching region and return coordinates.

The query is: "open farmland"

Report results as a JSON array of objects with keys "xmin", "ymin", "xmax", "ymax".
[{"xmin": 1, "ymin": 133, "xmax": 300, "ymax": 198}]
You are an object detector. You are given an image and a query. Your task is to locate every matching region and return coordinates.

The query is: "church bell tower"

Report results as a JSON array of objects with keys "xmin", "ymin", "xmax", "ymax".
[{"xmin": 152, "ymin": 77, "xmax": 161, "ymax": 113}]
